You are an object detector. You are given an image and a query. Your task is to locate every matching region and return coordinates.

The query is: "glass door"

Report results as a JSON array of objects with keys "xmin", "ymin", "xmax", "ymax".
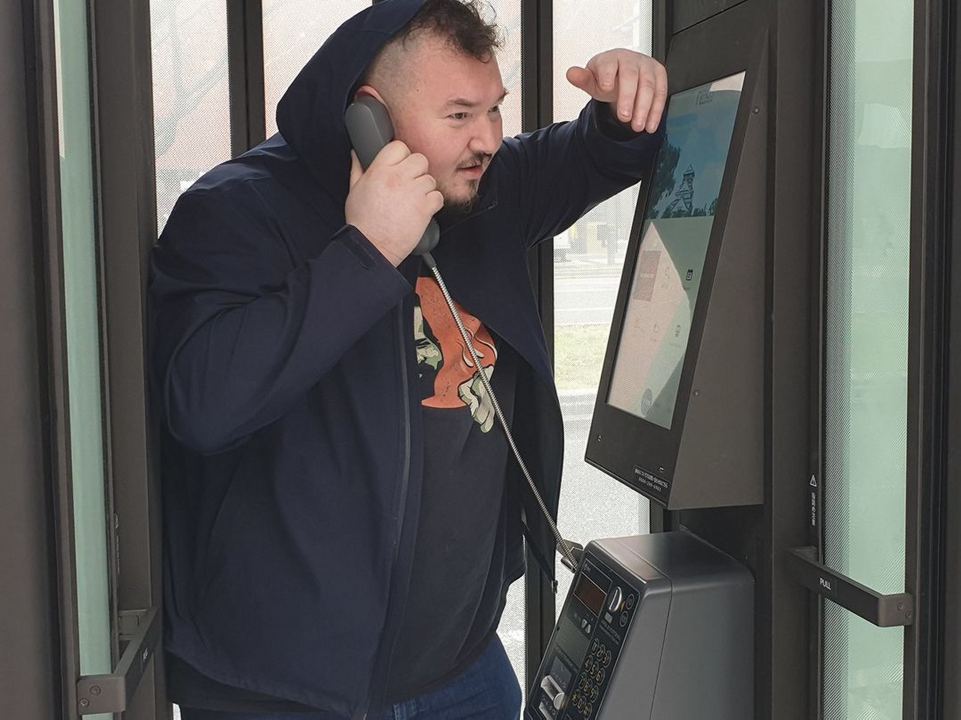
[
  {"xmin": 821, "ymin": 0, "xmax": 914, "ymax": 717},
  {"xmin": 53, "ymin": 0, "xmax": 114, "ymax": 717}
]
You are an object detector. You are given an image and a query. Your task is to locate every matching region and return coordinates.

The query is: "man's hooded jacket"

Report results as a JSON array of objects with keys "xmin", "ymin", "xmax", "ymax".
[{"xmin": 150, "ymin": 0, "xmax": 661, "ymax": 716}]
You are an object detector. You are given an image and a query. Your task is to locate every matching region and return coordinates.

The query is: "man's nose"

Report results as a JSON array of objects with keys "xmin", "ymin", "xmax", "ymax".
[{"xmin": 470, "ymin": 116, "xmax": 502, "ymax": 155}]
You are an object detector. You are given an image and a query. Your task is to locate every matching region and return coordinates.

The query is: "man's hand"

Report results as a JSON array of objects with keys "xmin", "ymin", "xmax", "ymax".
[
  {"xmin": 345, "ymin": 143, "xmax": 444, "ymax": 267},
  {"xmin": 567, "ymin": 50, "xmax": 668, "ymax": 134}
]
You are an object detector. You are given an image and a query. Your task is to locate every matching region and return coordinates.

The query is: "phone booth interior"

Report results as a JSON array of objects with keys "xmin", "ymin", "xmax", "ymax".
[{"xmin": 525, "ymin": 2, "xmax": 770, "ymax": 718}]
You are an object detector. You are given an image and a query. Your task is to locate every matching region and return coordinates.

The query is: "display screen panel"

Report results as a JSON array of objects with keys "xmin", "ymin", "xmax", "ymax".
[
  {"xmin": 607, "ymin": 72, "xmax": 746, "ymax": 428},
  {"xmin": 572, "ymin": 573, "xmax": 606, "ymax": 616}
]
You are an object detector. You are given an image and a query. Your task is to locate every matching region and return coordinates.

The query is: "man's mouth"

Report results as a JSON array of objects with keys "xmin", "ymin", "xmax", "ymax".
[
  {"xmin": 458, "ymin": 161, "xmax": 485, "ymax": 178},
  {"xmin": 457, "ymin": 156, "xmax": 489, "ymax": 176}
]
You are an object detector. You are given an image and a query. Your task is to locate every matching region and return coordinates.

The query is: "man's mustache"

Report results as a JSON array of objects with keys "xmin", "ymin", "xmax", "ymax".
[{"xmin": 458, "ymin": 154, "xmax": 492, "ymax": 169}]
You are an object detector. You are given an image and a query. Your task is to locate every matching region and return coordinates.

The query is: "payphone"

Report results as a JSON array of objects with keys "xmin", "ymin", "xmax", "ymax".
[
  {"xmin": 529, "ymin": 533, "xmax": 752, "ymax": 720},
  {"xmin": 526, "ymin": 1, "xmax": 769, "ymax": 717}
]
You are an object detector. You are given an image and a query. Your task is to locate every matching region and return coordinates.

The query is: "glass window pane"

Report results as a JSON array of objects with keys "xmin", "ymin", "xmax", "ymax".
[
  {"xmin": 493, "ymin": 2, "xmax": 522, "ymax": 137},
  {"xmin": 150, "ymin": 0, "xmax": 231, "ymax": 230},
  {"xmin": 552, "ymin": 0, "xmax": 654, "ymax": 610},
  {"xmin": 54, "ymin": 1, "xmax": 112, "ymax": 716},
  {"xmin": 823, "ymin": 0, "xmax": 913, "ymax": 717},
  {"xmin": 262, "ymin": 1, "xmax": 523, "ymax": 138},
  {"xmin": 263, "ymin": 0, "xmax": 371, "ymax": 138}
]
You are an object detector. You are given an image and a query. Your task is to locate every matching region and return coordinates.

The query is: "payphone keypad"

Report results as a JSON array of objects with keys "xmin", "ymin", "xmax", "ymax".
[{"xmin": 533, "ymin": 560, "xmax": 640, "ymax": 720}]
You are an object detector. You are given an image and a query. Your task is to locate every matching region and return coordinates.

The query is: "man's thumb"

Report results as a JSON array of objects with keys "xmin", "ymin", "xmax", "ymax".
[
  {"xmin": 349, "ymin": 150, "xmax": 363, "ymax": 188},
  {"xmin": 566, "ymin": 66, "xmax": 597, "ymax": 95}
]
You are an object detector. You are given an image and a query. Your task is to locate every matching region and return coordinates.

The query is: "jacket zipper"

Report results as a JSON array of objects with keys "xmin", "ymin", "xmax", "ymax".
[
  {"xmin": 359, "ymin": 302, "xmax": 413, "ymax": 719},
  {"xmin": 392, "ymin": 298, "xmax": 413, "ymax": 607}
]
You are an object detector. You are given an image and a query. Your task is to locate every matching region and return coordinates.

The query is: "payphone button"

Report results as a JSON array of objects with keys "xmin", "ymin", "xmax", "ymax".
[
  {"xmin": 603, "ymin": 649, "xmax": 612, "ymax": 666},
  {"xmin": 538, "ymin": 699, "xmax": 554, "ymax": 720},
  {"xmin": 619, "ymin": 611, "xmax": 629, "ymax": 627},
  {"xmin": 626, "ymin": 593, "xmax": 636, "ymax": 610}
]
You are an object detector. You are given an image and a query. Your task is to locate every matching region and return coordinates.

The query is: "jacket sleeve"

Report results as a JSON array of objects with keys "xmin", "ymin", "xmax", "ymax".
[
  {"xmin": 494, "ymin": 99, "xmax": 664, "ymax": 249},
  {"xmin": 149, "ymin": 188, "xmax": 410, "ymax": 455}
]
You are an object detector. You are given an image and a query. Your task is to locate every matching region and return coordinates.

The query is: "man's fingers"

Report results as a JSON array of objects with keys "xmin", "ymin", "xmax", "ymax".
[
  {"xmin": 415, "ymin": 173, "xmax": 438, "ymax": 194},
  {"xmin": 647, "ymin": 62, "xmax": 669, "ymax": 133},
  {"xmin": 590, "ymin": 56, "xmax": 617, "ymax": 93},
  {"xmin": 616, "ymin": 60, "xmax": 640, "ymax": 123},
  {"xmin": 570, "ymin": 50, "xmax": 669, "ymax": 132},
  {"xmin": 427, "ymin": 189, "xmax": 445, "ymax": 213},
  {"xmin": 399, "ymin": 152, "xmax": 430, "ymax": 179},
  {"xmin": 632, "ymin": 74, "xmax": 657, "ymax": 132},
  {"xmin": 372, "ymin": 139, "xmax": 412, "ymax": 167}
]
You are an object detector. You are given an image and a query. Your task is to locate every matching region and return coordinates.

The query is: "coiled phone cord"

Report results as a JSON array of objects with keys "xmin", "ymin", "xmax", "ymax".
[{"xmin": 423, "ymin": 251, "xmax": 583, "ymax": 574}]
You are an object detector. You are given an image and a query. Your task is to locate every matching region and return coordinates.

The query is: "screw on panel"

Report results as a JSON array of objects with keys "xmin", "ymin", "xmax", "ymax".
[{"xmin": 90, "ymin": 686, "xmax": 102, "ymax": 696}]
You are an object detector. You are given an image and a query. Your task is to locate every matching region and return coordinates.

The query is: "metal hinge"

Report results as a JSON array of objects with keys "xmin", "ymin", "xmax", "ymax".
[{"xmin": 77, "ymin": 606, "xmax": 160, "ymax": 714}]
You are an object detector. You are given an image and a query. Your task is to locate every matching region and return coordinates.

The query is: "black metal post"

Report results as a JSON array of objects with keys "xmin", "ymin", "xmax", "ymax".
[{"xmin": 227, "ymin": 0, "xmax": 266, "ymax": 157}]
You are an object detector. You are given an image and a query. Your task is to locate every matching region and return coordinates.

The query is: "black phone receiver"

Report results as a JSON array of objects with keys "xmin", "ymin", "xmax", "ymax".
[{"xmin": 345, "ymin": 96, "xmax": 440, "ymax": 257}]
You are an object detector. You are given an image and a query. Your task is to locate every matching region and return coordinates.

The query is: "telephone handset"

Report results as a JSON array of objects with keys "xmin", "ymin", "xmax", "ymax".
[
  {"xmin": 344, "ymin": 96, "xmax": 584, "ymax": 574},
  {"xmin": 345, "ymin": 96, "xmax": 440, "ymax": 256}
]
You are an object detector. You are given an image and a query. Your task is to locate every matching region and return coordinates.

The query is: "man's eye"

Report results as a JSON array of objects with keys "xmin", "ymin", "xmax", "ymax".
[
  {"xmin": 490, "ymin": 106, "xmax": 502, "ymax": 114},
  {"xmin": 450, "ymin": 112, "xmax": 469, "ymax": 121}
]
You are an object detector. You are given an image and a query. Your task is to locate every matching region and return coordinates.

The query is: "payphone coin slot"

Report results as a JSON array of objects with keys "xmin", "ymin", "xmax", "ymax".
[{"xmin": 607, "ymin": 587, "xmax": 623, "ymax": 613}]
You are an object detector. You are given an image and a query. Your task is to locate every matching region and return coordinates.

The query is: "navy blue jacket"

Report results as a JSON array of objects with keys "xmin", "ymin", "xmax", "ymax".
[{"xmin": 149, "ymin": 0, "xmax": 661, "ymax": 716}]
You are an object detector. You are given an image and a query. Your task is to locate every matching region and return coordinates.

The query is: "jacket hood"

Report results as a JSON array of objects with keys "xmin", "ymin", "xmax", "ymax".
[{"xmin": 276, "ymin": 0, "xmax": 425, "ymax": 202}]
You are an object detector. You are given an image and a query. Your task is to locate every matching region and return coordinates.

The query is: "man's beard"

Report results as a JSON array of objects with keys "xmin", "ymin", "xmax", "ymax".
[
  {"xmin": 439, "ymin": 181, "xmax": 480, "ymax": 217},
  {"xmin": 439, "ymin": 155, "xmax": 488, "ymax": 217}
]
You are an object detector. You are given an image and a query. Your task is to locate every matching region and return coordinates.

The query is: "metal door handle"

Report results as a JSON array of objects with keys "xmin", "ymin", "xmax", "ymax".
[
  {"xmin": 77, "ymin": 606, "xmax": 159, "ymax": 714},
  {"xmin": 787, "ymin": 547, "xmax": 913, "ymax": 627}
]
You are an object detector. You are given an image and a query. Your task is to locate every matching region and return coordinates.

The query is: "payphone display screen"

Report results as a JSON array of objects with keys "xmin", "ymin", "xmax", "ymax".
[
  {"xmin": 573, "ymin": 572, "xmax": 607, "ymax": 616},
  {"xmin": 607, "ymin": 72, "xmax": 746, "ymax": 429}
]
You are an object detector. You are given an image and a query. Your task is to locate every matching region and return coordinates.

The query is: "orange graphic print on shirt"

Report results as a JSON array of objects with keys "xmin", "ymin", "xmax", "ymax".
[{"xmin": 414, "ymin": 277, "xmax": 497, "ymax": 432}]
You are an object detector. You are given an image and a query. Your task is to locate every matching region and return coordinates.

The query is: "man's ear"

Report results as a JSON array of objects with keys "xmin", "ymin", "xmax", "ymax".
[
  {"xmin": 354, "ymin": 84, "xmax": 388, "ymax": 106},
  {"xmin": 353, "ymin": 84, "xmax": 395, "ymax": 128}
]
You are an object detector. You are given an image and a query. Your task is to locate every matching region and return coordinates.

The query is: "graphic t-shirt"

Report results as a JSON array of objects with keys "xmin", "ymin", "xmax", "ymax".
[{"xmin": 384, "ymin": 271, "xmax": 517, "ymax": 702}]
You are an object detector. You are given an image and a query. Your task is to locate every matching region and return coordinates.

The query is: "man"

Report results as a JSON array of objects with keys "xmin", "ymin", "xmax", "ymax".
[{"xmin": 150, "ymin": 0, "xmax": 666, "ymax": 718}]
